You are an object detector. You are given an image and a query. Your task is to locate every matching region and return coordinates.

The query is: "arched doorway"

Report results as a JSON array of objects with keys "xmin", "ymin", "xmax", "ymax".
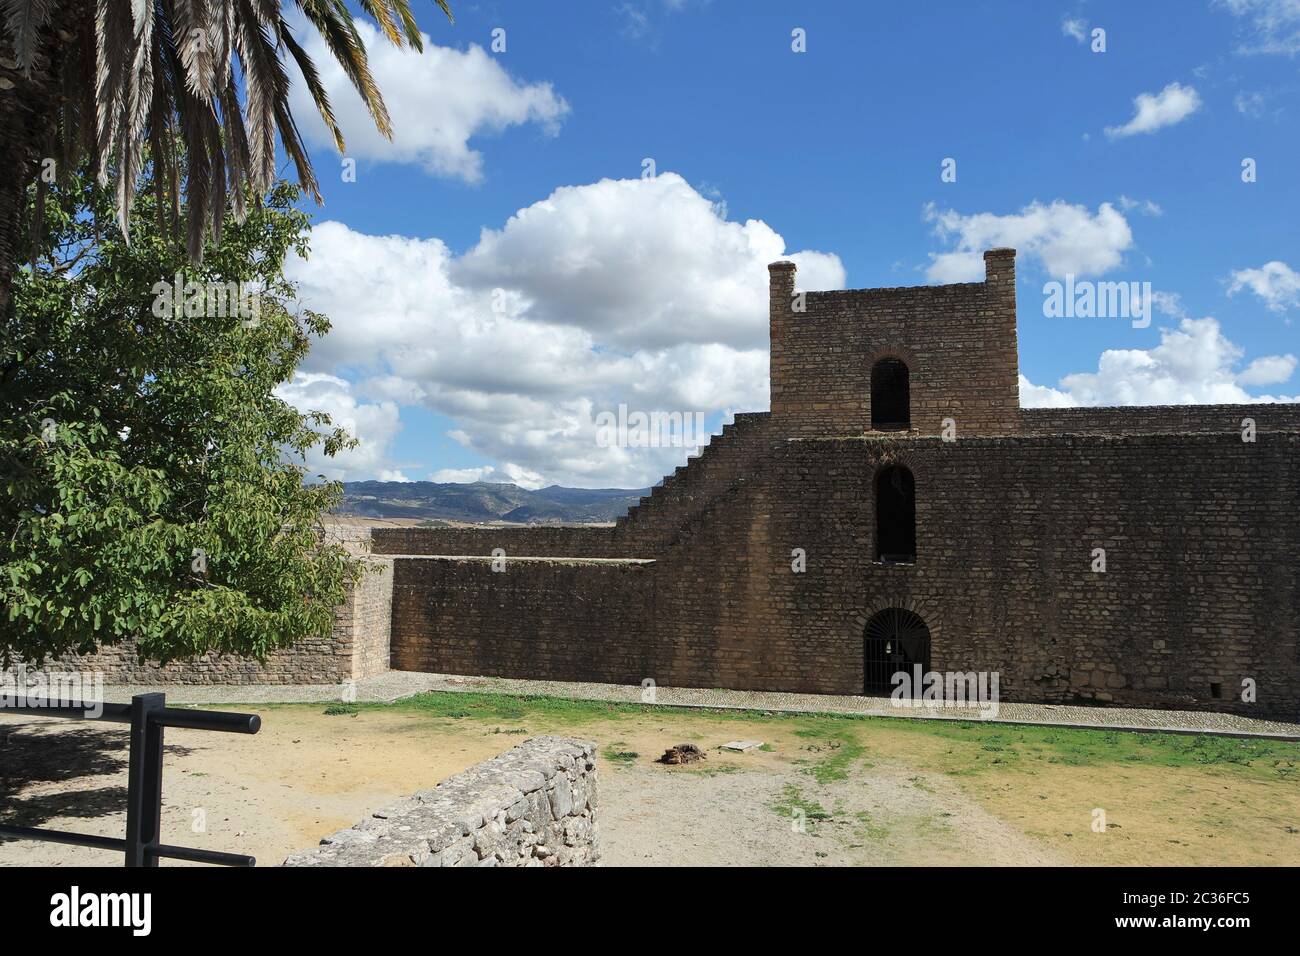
[
  {"xmin": 870, "ymin": 358, "xmax": 910, "ymax": 431},
  {"xmin": 863, "ymin": 607, "xmax": 931, "ymax": 696}
]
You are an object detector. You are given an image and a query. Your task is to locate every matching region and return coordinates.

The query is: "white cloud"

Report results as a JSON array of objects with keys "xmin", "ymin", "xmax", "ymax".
[
  {"xmin": 1061, "ymin": 17, "xmax": 1087, "ymax": 42},
  {"xmin": 286, "ymin": 174, "xmax": 842, "ymax": 487},
  {"xmin": 924, "ymin": 200, "xmax": 1134, "ymax": 281},
  {"xmin": 1021, "ymin": 317, "xmax": 1298, "ymax": 406},
  {"xmin": 1239, "ymin": 353, "xmax": 1298, "ymax": 385},
  {"xmin": 429, "ymin": 466, "xmax": 493, "ymax": 483},
  {"xmin": 1234, "ymin": 90, "xmax": 1269, "ymax": 117},
  {"xmin": 1117, "ymin": 195, "xmax": 1163, "ymax": 217},
  {"xmin": 1018, "ymin": 374, "xmax": 1079, "ymax": 408},
  {"xmin": 1104, "ymin": 82, "xmax": 1202, "ymax": 139},
  {"xmin": 619, "ymin": 3, "xmax": 651, "ymax": 38},
  {"xmin": 1217, "ymin": 0, "xmax": 1300, "ymax": 55},
  {"xmin": 453, "ymin": 173, "xmax": 845, "ymax": 350},
  {"xmin": 287, "ymin": 16, "xmax": 568, "ymax": 181},
  {"xmin": 428, "ymin": 464, "xmax": 546, "ymax": 489},
  {"xmin": 1151, "ymin": 290, "xmax": 1189, "ymax": 319},
  {"xmin": 275, "ymin": 373, "xmax": 407, "ymax": 482},
  {"xmin": 1227, "ymin": 261, "xmax": 1300, "ymax": 312}
]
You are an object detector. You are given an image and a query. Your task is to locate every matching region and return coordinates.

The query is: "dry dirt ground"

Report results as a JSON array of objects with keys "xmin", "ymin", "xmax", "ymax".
[{"xmin": 1, "ymin": 695, "xmax": 1297, "ymax": 867}]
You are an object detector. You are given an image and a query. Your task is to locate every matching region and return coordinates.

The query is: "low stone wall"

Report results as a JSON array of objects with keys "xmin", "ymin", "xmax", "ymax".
[
  {"xmin": 36, "ymin": 556, "xmax": 393, "ymax": 686},
  {"xmin": 282, "ymin": 736, "xmax": 599, "ymax": 867},
  {"xmin": 390, "ymin": 557, "xmax": 653, "ymax": 684},
  {"xmin": 1020, "ymin": 403, "xmax": 1300, "ymax": 436},
  {"xmin": 339, "ymin": 557, "xmax": 394, "ymax": 682}
]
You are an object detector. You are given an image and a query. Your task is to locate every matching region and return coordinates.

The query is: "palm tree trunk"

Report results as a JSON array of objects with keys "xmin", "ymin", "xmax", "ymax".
[{"xmin": 0, "ymin": 0, "xmax": 76, "ymax": 320}]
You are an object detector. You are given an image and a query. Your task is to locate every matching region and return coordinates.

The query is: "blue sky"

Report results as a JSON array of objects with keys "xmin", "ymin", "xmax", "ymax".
[{"xmin": 276, "ymin": 0, "xmax": 1299, "ymax": 487}]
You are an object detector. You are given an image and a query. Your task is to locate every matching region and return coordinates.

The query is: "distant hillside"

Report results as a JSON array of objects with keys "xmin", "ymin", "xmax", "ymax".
[{"xmin": 334, "ymin": 481, "xmax": 648, "ymax": 525}]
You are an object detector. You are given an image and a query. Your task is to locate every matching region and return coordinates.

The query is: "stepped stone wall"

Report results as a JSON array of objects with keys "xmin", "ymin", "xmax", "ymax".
[
  {"xmin": 368, "ymin": 412, "xmax": 778, "ymax": 561},
  {"xmin": 380, "ymin": 250, "xmax": 1300, "ymax": 721},
  {"xmin": 382, "ymin": 432, "xmax": 1300, "ymax": 717},
  {"xmin": 283, "ymin": 736, "xmax": 598, "ymax": 867}
]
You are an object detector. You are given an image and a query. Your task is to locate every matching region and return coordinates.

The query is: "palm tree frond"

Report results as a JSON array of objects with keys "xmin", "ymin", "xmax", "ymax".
[
  {"xmin": 219, "ymin": 77, "xmax": 251, "ymax": 224},
  {"xmin": 11, "ymin": 0, "xmax": 456, "ymax": 266},
  {"xmin": 390, "ymin": 1, "xmax": 424, "ymax": 52},
  {"xmin": 93, "ymin": 0, "xmax": 133, "ymax": 186},
  {"xmin": 1, "ymin": 0, "xmax": 56, "ymax": 74},
  {"xmin": 171, "ymin": 0, "xmax": 218, "ymax": 99},
  {"xmin": 296, "ymin": 0, "xmax": 393, "ymax": 140},
  {"xmin": 232, "ymin": 0, "xmax": 285, "ymax": 194},
  {"xmin": 280, "ymin": 18, "xmax": 345, "ymax": 154},
  {"xmin": 358, "ymin": 1, "xmax": 403, "ymax": 48}
]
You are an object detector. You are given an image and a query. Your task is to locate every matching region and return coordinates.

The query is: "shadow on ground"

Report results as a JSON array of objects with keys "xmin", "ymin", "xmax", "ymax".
[{"xmin": 0, "ymin": 721, "xmax": 194, "ymax": 834}]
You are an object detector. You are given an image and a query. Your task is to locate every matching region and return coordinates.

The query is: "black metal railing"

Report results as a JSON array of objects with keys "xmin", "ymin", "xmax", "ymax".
[{"xmin": 0, "ymin": 693, "xmax": 261, "ymax": 866}]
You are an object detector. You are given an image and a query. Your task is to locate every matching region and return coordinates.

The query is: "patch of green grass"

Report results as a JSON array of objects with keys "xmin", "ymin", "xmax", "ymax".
[
  {"xmin": 266, "ymin": 690, "xmax": 1298, "ymax": 782},
  {"xmin": 908, "ymin": 775, "xmax": 935, "ymax": 793},
  {"xmin": 678, "ymin": 762, "xmax": 742, "ymax": 777},
  {"xmin": 601, "ymin": 743, "xmax": 639, "ymax": 764},
  {"xmin": 391, "ymin": 691, "xmax": 642, "ymax": 725},
  {"xmin": 854, "ymin": 810, "xmax": 889, "ymax": 841},
  {"xmin": 322, "ymin": 704, "xmax": 358, "ymax": 717},
  {"xmin": 905, "ymin": 720, "xmax": 1299, "ymax": 778},
  {"xmin": 771, "ymin": 783, "xmax": 834, "ymax": 828},
  {"xmin": 915, "ymin": 812, "xmax": 954, "ymax": 837},
  {"xmin": 794, "ymin": 722, "xmax": 867, "ymax": 783}
]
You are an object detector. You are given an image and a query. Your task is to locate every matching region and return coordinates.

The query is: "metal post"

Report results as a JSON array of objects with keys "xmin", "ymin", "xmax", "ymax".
[
  {"xmin": 123, "ymin": 693, "xmax": 165, "ymax": 867},
  {"xmin": 1, "ymin": 694, "xmax": 258, "ymax": 865}
]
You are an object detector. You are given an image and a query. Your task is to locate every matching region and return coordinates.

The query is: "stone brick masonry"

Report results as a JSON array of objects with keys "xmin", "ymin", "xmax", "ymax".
[
  {"xmin": 47, "ymin": 248, "xmax": 1300, "ymax": 722},
  {"xmin": 372, "ymin": 249, "xmax": 1300, "ymax": 721},
  {"xmin": 282, "ymin": 736, "xmax": 598, "ymax": 867}
]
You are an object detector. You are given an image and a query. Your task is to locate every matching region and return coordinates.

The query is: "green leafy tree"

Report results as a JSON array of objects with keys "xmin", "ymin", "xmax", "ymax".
[{"xmin": 1, "ymin": 163, "xmax": 361, "ymax": 666}]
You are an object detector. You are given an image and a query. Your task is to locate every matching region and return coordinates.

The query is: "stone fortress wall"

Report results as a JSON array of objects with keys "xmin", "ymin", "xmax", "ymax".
[
  {"xmin": 369, "ymin": 250, "xmax": 1300, "ymax": 720},
  {"xmin": 49, "ymin": 250, "xmax": 1300, "ymax": 720}
]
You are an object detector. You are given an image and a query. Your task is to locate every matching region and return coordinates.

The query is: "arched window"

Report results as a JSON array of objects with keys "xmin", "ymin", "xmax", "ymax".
[
  {"xmin": 875, "ymin": 465, "xmax": 916, "ymax": 563},
  {"xmin": 870, "ymin": 358, "xmax": 910, "ymax": 431}
]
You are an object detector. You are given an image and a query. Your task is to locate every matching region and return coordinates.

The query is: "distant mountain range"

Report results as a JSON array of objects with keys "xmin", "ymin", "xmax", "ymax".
[{"xmin": 334, "ymin": 480, "xmax": 649, "ymax": 525}]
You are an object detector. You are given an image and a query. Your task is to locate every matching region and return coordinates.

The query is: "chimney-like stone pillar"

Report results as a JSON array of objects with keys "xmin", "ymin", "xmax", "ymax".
[
  {"xmin": 983, "ymin": 247, "xmax": 1016, "ymax": 287},
  {"xmin": 769, "ymin": 260, "xmax": 797, "ymax": 416},
  {"xmin": 983, "ymin": 248, "xmax": 1020, "ymax": 433}
]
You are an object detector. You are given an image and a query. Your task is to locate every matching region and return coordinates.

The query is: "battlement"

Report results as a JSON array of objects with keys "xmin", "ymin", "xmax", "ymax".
[{"xmin": 769, "ymin": 249, "xmax": 1020, "ymax": 438}]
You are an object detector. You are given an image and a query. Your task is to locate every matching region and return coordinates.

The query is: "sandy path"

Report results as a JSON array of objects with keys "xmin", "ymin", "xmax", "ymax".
[
  {"xmin": 0, "ymin": 710, "xmax": 501, "ymax": 866},
  {"xmin": 1, "ymin": 708, "xmax": 1061, "ymax": 867},
  {"xmin": 598, "ymin": 758, "xmax": 1063, "ymax": 866},
  {"xmin": 11, "ymin": 703, "xmax": 1281, "ymax": 867}
]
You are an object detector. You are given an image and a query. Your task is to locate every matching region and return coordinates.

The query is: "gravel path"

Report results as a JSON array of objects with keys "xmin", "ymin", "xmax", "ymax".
[{"xmin": 598, "ymin": 759, "xmax": 1065, "ymax": 866}]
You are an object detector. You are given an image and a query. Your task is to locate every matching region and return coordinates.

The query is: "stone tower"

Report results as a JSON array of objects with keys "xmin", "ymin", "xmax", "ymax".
[{"xmin": 768, "ymin": 249, "xmax": 1021, "ymax": 437}]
